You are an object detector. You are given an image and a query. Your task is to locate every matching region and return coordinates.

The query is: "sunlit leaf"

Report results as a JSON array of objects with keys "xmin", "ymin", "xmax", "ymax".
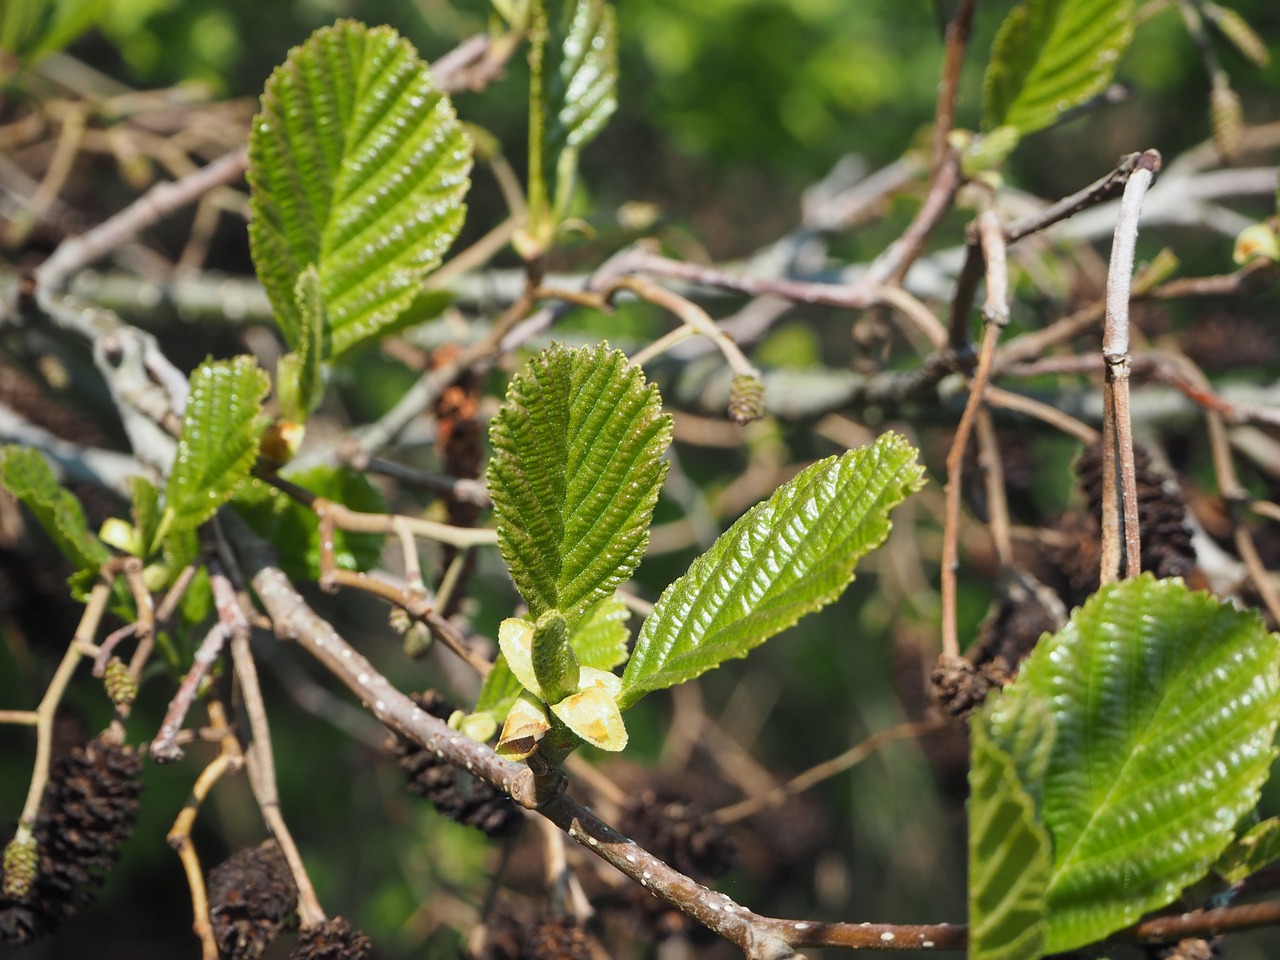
[
  {"xmin": 982, "ymin": 0, "xmax": 1134, "ymax": 135},
  {"xmin": 619, "ymin": 432, "xmax": 923, "ymax": 710},
  {"xmin": 488, "ymin": 343, "xmax": 671, "ymax": 627},
  {"xmin": 571, "ymin": 593, "xmax": 630, "ymax": 671},
  {"xmin": 248, "ymin": 20, "xmax": 472, "ymax": 360},
  {"xmin": 987, "ymin": 575, "xmax": 1280, "ymax": 953},
  {"xmin": 165, "ymin": 357, "xmax": 270, "ymax": 535}
]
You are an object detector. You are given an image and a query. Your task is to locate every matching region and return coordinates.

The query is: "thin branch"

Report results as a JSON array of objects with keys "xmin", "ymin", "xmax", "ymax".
[
  {"xmin": 715, "ymin": 720, "xmax": 944, "ymax": 824},
  {"xmin": 928, "ymin": 0, "xmax": 979, "ymax": 176},
  {"xmin": 1100, "ymin": 150, "xmax": 1160, "ymax": 583}
]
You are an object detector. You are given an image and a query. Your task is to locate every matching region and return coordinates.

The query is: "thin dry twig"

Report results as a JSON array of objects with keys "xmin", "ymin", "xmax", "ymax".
[{"xmin": 1099, "ymin": 150, "xmax": 1160, "ymax": 583}]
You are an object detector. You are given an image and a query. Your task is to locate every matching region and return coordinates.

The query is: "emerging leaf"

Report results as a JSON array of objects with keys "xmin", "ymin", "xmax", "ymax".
[
  {"xmin": 982, "ymin": 0, "xmax": 1134, "ymax": 135},
  {"xmin": 127, "ymin": 475, "xmax": 162, "ymax": 558},
  {"xmin": 275, "ymin": 264, "xmax": 328, "ymax": 424},
  {"xmin": 548, "ymin": 667, "xmax": 627, "ymax": 752},
  {"xmin": 987, "ymin": 575, "xmax": 1280, "ymax": 954},
  {"xmin": 248, "ymin": 20, "xmax": 472, "ymax": 360},
  {"xmin": 165, "ymin": 357, "xmax": 270, "ymax": 535},
  {"xmin": 497, "ymin": 691, "xmax": 552, "ymax": 762},
  {"xmin": 488, "ymin": 343, "xmax": 671, "ymax": 627},
  {"xmin": 0, "ymin": 445, "xmax": 109, "ymax": 573},
  {"xmin": 571, "ymin": 594, "xmax": 630, "ymax": 671},
  {"xmin": 619, "ymin": 432, "xmax": 924, "ymax": 710},
  {"xmin": 1215, "ymin": 818, "xmax": 1280, "ymax": 886},
  {"xmin": 968, "ymin": 712, "xmax": 1050, "ymax": 960}
]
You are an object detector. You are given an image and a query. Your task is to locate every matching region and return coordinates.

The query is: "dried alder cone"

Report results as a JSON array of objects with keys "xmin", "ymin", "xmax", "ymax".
[
  {"xmin": 207, "ymin": 839, "xmax": 298, "ymax": 960},
  {"xmin": 388, "ymin": 691, "xmax": 523, "ymax": 838},
  {"xmin": 0, "ymin": 737, "xmax": 143, "ymax": 945},
  {"xmin": 292, "ymin": 917, "xmax": 376, "ymax": 960}
]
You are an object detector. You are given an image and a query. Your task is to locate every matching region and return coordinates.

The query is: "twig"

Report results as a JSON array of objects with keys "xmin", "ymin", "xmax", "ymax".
[
  {"xmin": 609, "ymin": 276, "xmax": 760, "ymax": 380},
  {"xmin": 220, "ymin": 571, "xmax": 326, "ymax": 929},
  {"xmin": 866, "ymin": 148, "xmax": 962, "ymax": 287},
  {"xmin": 151, "ymin": 621, "xmax": 229, "ymax": 763},
  {"xmin": 929, "ymin": 0, "xmax": 979, "ymax": 177},
  {"xmin": 715, "ymin": 720, "xmax": 945, "ymax": 824},
  {"xmin": 1099, "ymin": 150, "xmax": 1160, "ymax": 583},
  {"xmin": 941, "ymin": 211, "xmax": 1008, "ymax": 661},
  {"xmin": 1004, "ymin": 151, "xmax": 1160, "ymax": 245},
  {"xmin": 345, "ymin": 453, "xmax": 492, "ymax": 508},
  {"xmin": 166, "ymin": 724, "xmax": 244, "ymax": 960},
  {"xmin": 975, "ymin": 411, "xmax": 1013, "ymax": 567},
  {"xmin": 35, "ymin": 147, "xmax": 249, "ymax": 292},
  {"xmin": 11, "ymin": 577, "xmax": 113, "ymax": 846}
]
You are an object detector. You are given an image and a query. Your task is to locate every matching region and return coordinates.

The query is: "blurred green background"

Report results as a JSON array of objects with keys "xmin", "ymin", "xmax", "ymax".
[{"xmin": 2, "ymin": 1, "xmax": 1279, "ymax": 958}]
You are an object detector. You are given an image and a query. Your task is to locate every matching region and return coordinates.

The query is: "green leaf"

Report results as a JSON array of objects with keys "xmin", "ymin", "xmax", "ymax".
[
  {"xmin": 247, "ymin": 20, "xmax": 472, "ymax": 361},
  {"xmin": 1216, "ymin": 818, "xmax": 1280, "ymax": 886},
  {"xmin": 128, "ymin": 475, "xmax": 162, "ymax": 557},
  {"xmin": 475, "ymin": 653, "xmax": 524, "ymax": 726},
  {"xmin": 548, "ymin": 0, "xmax": 617, "ymax": 153},
  {"xmin": 276, "ymin": 265, "xmax": 328, "ymax": 423},
  {"xmin": 988, "ymin": 575, "xmax": 1280, "ymax": 954},
  {"xmin": 982, "ymin": 0, "xmax": 1134, "ymax": 135},
  {"xmin": 165, "ymin": 357, "xmax": 270, "ymax": 535},
  {"xmin": 487, "ymin": 343, "xmax": 671, "ymax": 627},
  {"xmin": 0, "ymin": 445, "xmax": 109, "ymax": 573},
  {"xmin": 571, "ymin": 593, "xmax": 630, "ymax": 671},
  {"xmin": 619, "ymin": 432, "xmax": 924, "ymax": 710},
  {"xmin": 233, "ymin": 464, "xmax": 386, "ymax": 582},
  {"xmin": 968, "ymin": 711, "xmax": 1050, "ymax": 960}
]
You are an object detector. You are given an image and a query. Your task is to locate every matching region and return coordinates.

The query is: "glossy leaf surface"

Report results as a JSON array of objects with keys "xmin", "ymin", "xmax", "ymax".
[
  {"xmin": 988, "ymin": 575, "xmax": 1280, "ymax": 953},
  {"xmin": 248, "ymin": 20, "xmax": 471, "ymax": 360},
  {"xmin": 982, "ymin": 0, "xmax": 1134, "ymax": 135},
  {"xmin": 165, "ymin": 357, "xmax": 270, "ymax": 534},
  {"xmin": 620, "ymin": 432, "xmax": 923, "ymax": 710},
  {"xmin": 487, "ymin": 343, "xmax": 670, "ymax": 627}
]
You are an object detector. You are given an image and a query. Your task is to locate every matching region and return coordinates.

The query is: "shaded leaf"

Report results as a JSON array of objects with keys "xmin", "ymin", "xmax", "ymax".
[
  {"xmin": 248, "ymin": 20, "xmax": 472, "ymax": 360},
  {"xmin": 1216, "ymin": 818, "xmax": 1280, "ymax": 886},
  {"xmin": 475, "ymin": 654, "xmax": 524, "ymax": 729},
  {"xmin": 969, "ymin": 711, "xmax": 1050, "ymax": 960},
  {"xmin": 276, "ymin": 265, "xmax": 328, "ymax": 423},
  {"xmin": 619, "ymin": 433, "xmax": 923, "ymax": 710},
  {"xmin": 0, "ymin": 445, "xmax": 109, "ymax": 573},
  {"xmin": 982, "ymin": 0, "xmax": 1134, "ymax": 135},
  {"xmin": 128, "ymin": 475, "xmax": 162, "ymax": 557},
  {"xmin": 989, "ymin": 575, "xmax": 1280, "ymax": 954},
  {"xmin": 165, "ymin": 357, "xmax": 270, "ymax": 535},
  {"xmin": 233, "ymin": 464, "xmax": 386, "ymax": 581},
  {"xmin": 487, "ymin": 343, "xmax": 671, "ymax": 627}
]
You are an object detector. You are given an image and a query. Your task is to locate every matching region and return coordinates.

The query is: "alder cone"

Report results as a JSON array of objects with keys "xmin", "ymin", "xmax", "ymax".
[
  {"xmin": 292, "ymin": 917, "xmax": 375, "ymax": 960},
  {"xmin": 0, "ymin": 737, "xmax": 143, "ymax": 945},
  {"xmin": 388, "ymin": 691, "xmax": 523, "ymax": 838},
  {"xmin": 207, "ymin": 839, "xmax": 298, "ymax": 960},
  {"xmin": 525, "ymin": 917, "xmax": 591, "ymax": 960}
]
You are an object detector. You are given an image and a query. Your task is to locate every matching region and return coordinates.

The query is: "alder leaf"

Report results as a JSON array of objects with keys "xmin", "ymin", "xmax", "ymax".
[
  {"xmin": 487, "ymin": 343, "xmax": 671, "ymax": 628},
  {"xmin": 276, "ymin": 265, "xmax": 328, "ymax": 423},
  {"xmin": 572, "ymin": 593, "xmax": 630, "ymax": 671},
  {"xmin": 165, "ymin": 357, "xmax": 270, "ymax": 535},
  {"xmin": 987, "ymin": 575, "xmax": 1280, "ymax": 954},
  {"xmin": 619, "ymin": 432, "xmax": 923, "ymax": 710},
  {"xmin": 968, "ymin": 710, "xmax": 1050, "ymax": 960},
  {"xmin": 982, "ymin": 0, "xmax": 1134, "ymax": 135},
  {"xmin": 0, "ymin": 445, "xmax": 109, "ymax": 573},
  {"xmin": 547, "ymin": 0, "xmax": 617, "ymax": 157},
  {"xmin": 248, "ymin": 19, "xmax": 472, "ymax": 361},
  {"xmin": 1215, "ymin": 818, "xmax": 1280, "ymax": 886}
]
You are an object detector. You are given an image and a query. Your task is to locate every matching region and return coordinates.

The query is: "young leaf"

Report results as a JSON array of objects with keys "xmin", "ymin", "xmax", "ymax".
[
  {"xmin": 989, "ymin": 575, "xmax": 1280, "ymax": 954},
  {"xmin": 165, "ymin": 357, "xmax": 270, "ymax": 535},
  {"xmin": 571, "ymin": 594, "xmax": 630, "ymax": 671},
  {"xmin": 276, "ymin": 265, "xmax": 328, "ymax": 424},
  {"xmin": 233, "ymin": 464, "xmax": 386, "ymax": 582},
  {"xmin": 248, "ymin": 20, "xmax": 472, "ymax": 360},
  {"xmin": 475, "ymin": 653, "xmax": 524, "ymax": 728},
  {"xmin": 968, "ymin": 712, "xmax": 1050, "ymax": 960},
  {"xmin": 0, "ymin": 445, "xmax": 109, "ymax": 573},
  {"xmin": 982, "ymin": 0, "xmax": 1134, "ymax": 136},
  {"xmin": 128, "ymin": 475, "xmax": 162, "ymax": 557},
  {"xmin": 1215, "ymin": 818, "xmax": 1280, "ymax": 886},
  {"xmin": 619, "ymin": 432, "xmax": 924, "ymax": 710},
  {"xmin": 487, "ymin": 343, "xmax": 671, "ymax": 627}
]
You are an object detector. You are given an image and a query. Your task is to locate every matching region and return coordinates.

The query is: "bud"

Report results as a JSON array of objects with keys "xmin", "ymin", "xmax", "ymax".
[
  {"xmin": 2, "ymin": 835, "xmax": 38, "ymax": 899},
  {"xmin": 727, "ymin": 373, "xmax": 765, "ymax": 425},
  {"xmin": 103, "ymin": 658, "xmax": 136, "ymax": 708}
]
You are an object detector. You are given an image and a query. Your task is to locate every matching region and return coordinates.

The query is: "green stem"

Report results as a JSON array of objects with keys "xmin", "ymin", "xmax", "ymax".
[{"xmin": 525, "ymin": 0, "xmax": 550, "ymax": 253}]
